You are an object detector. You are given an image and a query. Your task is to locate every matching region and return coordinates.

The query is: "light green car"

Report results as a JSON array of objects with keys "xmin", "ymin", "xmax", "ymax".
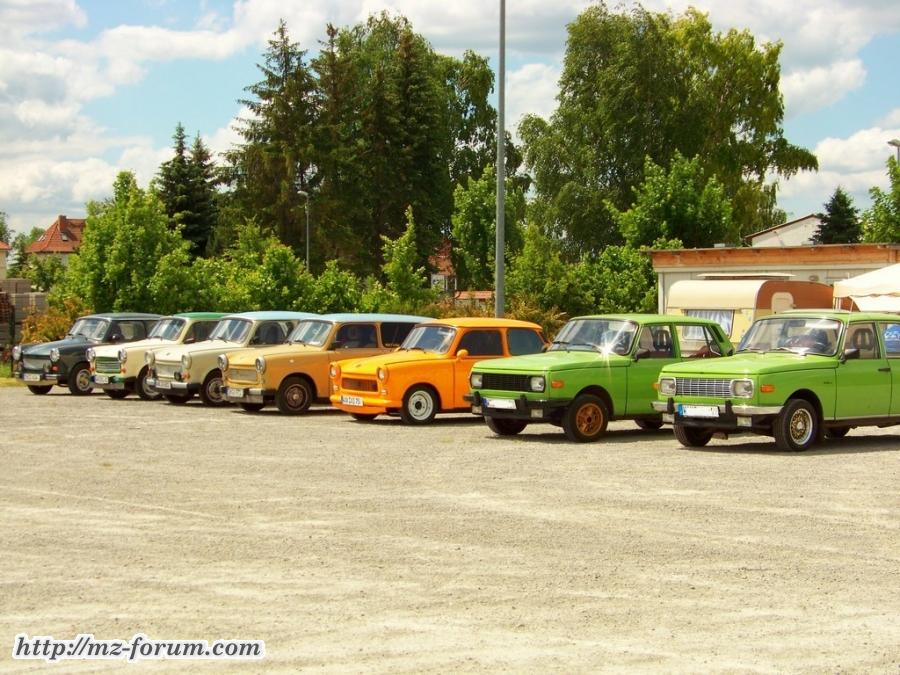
[
  {"xmin": 467, "ymin": 314, "xmax": 733, "ymax": 442},
  {"xmin": 654, "ymin": 310, "xmax": 900, "ymax": 451}
]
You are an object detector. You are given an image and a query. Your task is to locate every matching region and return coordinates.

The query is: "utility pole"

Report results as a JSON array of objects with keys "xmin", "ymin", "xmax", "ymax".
[{"xmin": 495, "ymin": 0, "xmax": 506, "ymax": 318}]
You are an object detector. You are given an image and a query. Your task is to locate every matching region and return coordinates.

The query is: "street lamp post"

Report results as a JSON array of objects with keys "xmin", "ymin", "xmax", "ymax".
[
  {"xmin": 889, "ymin": 139, "xmax": 900, "ymax": 163},
  {"xmin": 298, "ymin": 190, "xmax": 310, "ymax": 270},
  {"xmin": 495, "ymin": 0, "xmax": 506, "ymax": 318}
]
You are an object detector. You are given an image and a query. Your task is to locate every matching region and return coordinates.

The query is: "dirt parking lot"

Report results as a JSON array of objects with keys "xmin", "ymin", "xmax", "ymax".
[{"xmin": 1, "ymin": 384, "xmax": 899, "ymax": 672}]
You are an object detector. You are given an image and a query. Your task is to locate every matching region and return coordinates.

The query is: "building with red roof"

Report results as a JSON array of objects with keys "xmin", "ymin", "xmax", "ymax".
[{"xmin": 26, "ymin": 215, "xmax": 86, "ymax": 264}]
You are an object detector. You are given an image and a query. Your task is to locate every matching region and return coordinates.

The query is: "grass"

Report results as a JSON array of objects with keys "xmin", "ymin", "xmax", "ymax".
[{"xmin": 0, "ymin": 361, "xmax": 19, "ymax": 385}]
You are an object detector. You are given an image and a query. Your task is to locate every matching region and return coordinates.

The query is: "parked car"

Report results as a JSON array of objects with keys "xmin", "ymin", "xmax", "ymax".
[
  {"xmin": 330, "ymin": 318, "xmax": 546, "ymax": 424},
  {"xmin": 12, "ymin": 313, "xmax": 161, "ymax": 395},
  {"xmin": 147, "ymin": 311, "xmax": 314, "ymax": 405},
  {"xmin": 89, "ymin": 312, "xmax": 226, "ymax": 400},
  {"xmin": 467, "ymin": 314, "xmax": 733, "ymax": 442},
  {"xmin": 222, "ymin": 313, "xmax": 431, "ymax": 414},
  {"xmin": 653, "ymin": 310, "xmax": 900, "ymax": 451}
]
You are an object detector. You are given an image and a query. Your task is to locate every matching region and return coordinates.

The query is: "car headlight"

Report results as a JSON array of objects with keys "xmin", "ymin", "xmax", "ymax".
[
  {"xmin": 12, "ymin": 345, "xmax": 21, "ymax": 361},
  {"xmin": 529, "ymin": 375, "xmax": 545, "ymax": 392},
  {"xmin": 181, "ymin": 353, "xmax": 192, "ymax": 369},
  {"xmin": 145, "ymin": 351, "xmax": 155, "ymax": 366},
  {"xmin": 118, "ymin": 348, "xmax": 128, "ymax": 364},
  {"xmin": 50, "ymin": 348, "xmax": 60, "ymax": 363},
  {"xmin": 659, "ymin": 377, "xmax": 676, "ymax": 396},
  {"xmin": 255, "ymin": 356, "xmax": 266, "ymax": 373},
  {"xmin": 86, "ymin": 347, "xmax": 95, "ymax": 363},
  {"xmin": 329, "ymin": 364, "xmax": 340, "ymax": 379},
  {"xmin": 377, "ymin": 367, "xmax": 388, "ymax": 382},
  {"xmin": 470, "ymin": 372, "xmax": 483, "ymax": 388},
  {"xmin": 731, "ymin": 379, "xmax": 754, "ymax": 398},
  {"xmin": 217, "ymin": 354, "xmax": 228, "ymax": 371}
]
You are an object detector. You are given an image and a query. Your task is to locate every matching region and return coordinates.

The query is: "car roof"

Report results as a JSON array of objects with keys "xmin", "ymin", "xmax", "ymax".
[
  {"xmin": 222, "ymin": 311, "xmax": 317, "ymax": 320},
  {"xmin": 571, "ymin": 313, "xmax": 722, "ymax": 325},
  {"xmin": 312, "ymin": 313, "xmax": 433, "ymax": 323},
  {"xmin": 78, "ymin": 312, "xmax": 162, "ymax": 320},
  {"xmin": 172, "ymin": 312, "xmax": 228, "ymax": 320},
  {"xmin": 422, "ymin": 317, "xmax": 542, "ymax": 329},
  {"xmin": 767, "ymin": 310, "xmax": 900, "ymax": 322}
]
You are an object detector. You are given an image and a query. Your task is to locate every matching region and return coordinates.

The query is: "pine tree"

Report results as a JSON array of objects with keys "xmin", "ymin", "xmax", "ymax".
[
  {"xmin": 184, "ymin": 133, "xmax": 218, "ymax": 255},
  {"xmin": 814, "ymin": 187, "xmax": 861, "ymax": 244}
]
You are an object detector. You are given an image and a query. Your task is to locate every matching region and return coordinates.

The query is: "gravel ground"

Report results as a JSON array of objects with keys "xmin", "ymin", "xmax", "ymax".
[{"xmin": 1, "ymin": 384, "xmax": 899, "ymax": 673}]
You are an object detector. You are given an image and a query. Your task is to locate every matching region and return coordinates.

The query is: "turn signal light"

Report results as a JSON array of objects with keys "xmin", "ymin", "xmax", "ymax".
[
  {"xmin": 551, "ymin": 380, "xmax": 564, "ymax": 389},
  {"xmin": 760, "ymin": 384, "xmax": 775, "ymax": 393}
]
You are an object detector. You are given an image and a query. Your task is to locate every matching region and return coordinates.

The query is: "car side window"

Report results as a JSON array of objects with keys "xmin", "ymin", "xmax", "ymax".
[
  {"xmin": 845, "ymin": 323, "xmax": 879, "ymax": 359},
  {"xmin": 254, "ymin": 322, "xmax": 287, "ymax": 345},
  {"xmin": 507, "ymin": 328, "xmax": 545, "ymax": 355},
  {"xmin": 380, "ymin": 322, "xmax": 417, "ymax": 348},
  {"xmin": 186, "ymin": 322, "xmax": 214, "ymax": 343},
  {"xmin": 880, "ymin": 323, "xmax": 900, "ymax": 358},
  {"xmin": 636, "ymin": 326, "xmax": 674, "ymax": 358},
  {"xmin": 457, "ymin": 330, "xmax": 503, "ymax": 356},
  {"xmin": 335, "ymin": 323, "xmax": 377, "ymax": 349},
  {"xmin": 675, "ymin": 324, "xmax": 723, "ymax": 358},
  {"xmin": 117, "ymin": 321, "xmax": 146, "ymax": 341}
]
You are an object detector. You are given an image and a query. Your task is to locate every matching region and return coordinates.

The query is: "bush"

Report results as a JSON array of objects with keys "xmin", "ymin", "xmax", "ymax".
[{"xmin": 21, "ymin": 297, "xmax": 92, "ymax": 343}]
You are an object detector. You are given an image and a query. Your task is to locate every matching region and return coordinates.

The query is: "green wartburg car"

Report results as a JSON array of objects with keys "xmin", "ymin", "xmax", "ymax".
[
  {"xmin": 653, "ymin": 310, "xmax": 900, "ymax": 451},
  {"xmin": 467, "ymin": 314, "xmax": 733, "ymax": 442}
]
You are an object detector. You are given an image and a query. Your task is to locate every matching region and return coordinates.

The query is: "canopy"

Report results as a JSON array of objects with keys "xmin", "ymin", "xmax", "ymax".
[{"xmin": 832, "ymin": 263, "xmax": 900, "ymax": 312}]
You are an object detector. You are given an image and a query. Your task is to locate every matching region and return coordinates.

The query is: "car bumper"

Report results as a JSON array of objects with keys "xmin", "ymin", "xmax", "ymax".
[
  {"xmin": 465, "ymin": 391, "xmax": 570, "ymax": 421},
  {"xmin": 92, "ymin": 374, "xmax": 135, "ymax": 390},
  {"xmin": 224, "ymin": 386, "xmax": 272, "ymax": 405},
  {"xmin": 16, "ymin": 371, "xmax": 59, "ymax": 386},
  {"xmin": 329, "ymin": 393, "xmax": 394, "ymax": 415},
  {"xmin": 147, "ymin": 378, "xmax": 199, "ymax": 395},
  {"xmin": 652, "ymin": 398, "xmax": 783, "ymax": 430}
]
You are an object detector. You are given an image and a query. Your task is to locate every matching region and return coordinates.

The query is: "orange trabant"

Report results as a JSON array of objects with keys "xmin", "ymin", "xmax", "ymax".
[{"xmin": 329, "ymin": 317, "xmax": 546, "ymax": 424}]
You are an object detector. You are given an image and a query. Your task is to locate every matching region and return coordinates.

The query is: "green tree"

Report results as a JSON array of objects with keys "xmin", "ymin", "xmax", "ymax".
[
  {"xmin": 451, "ymin": 165, "xmax": 525, "ymax": 289},
  {"xmin": 22, "ymin": 255, "xmax": 66, "ymax": 292},
  {"xmin": 379, "ymin": 207, "xmax": 439, "ymax": 312},
  {"xmin": 520, "ymin": 3, "xmax": 816, "ymax": 254},
  {"xmin": 6, "ymin": 227, "xmax": 44, "ymax": 277},
  {"xmin": 0, "ymin": 211, "xmax": 10, "ymax": 244},
  {"xmin": 862, "ymin": 157, "xmax": 900, "ymax": 242},
  {"xmin": 813, "ymin": 187, "xmax": 861, "ymax": 244},
  {"xmin": 609, "ymin": 152, "xmax": 735, "ymax": 248}
]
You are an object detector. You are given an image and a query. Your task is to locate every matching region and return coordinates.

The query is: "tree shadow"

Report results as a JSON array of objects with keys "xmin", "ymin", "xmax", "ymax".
[{"xmin": 682, "ymin": 432, "xmax": 900, "ymax": 456}]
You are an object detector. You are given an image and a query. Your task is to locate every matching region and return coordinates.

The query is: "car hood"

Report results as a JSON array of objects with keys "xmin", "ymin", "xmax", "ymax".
[
  {"xmin": 338, "ymin": 349, "xmax": 444, "ymax": 374},
  {"xmin": 153, "ymin": 339, "xmax": 248, "ymax": 362},
  {"xmin": 662, "ymin": 352, "xmax": 836, "ymax": 377},
  {"xmin": 22, "ymin": 335, "xmax": 91, "ymax": 356},
  {"xmin": 473, "ymin": 350, "xmax": 630, "ymax": 373},
  {"xmin": 228, "ymin": 343, "xmax": 322, "ymax": 366}
]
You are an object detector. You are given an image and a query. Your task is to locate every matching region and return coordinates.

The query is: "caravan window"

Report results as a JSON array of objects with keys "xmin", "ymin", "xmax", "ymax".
[{"xmin": 684, "ymin": 309, "xmax": 733, "ymax": 338}]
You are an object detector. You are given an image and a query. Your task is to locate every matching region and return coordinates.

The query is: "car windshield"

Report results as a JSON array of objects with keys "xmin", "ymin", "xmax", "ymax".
[
  {"xmin": 208, "ymin": 318, "xmax": 252, "ymax": 343},
  {"xmin": 738, "ymin": 317, "xmax": 842, "ymax": 356},
  {"xmin": 289, "ymin": 320, "xmax": 333, "ymax": 346},
  {"xmin": 148, "ymin": 318, "xmax": 186, "ymax": 340},
  {"xmin": 68, "ymin": 318, "xmax": 108, "ymax": 340},
  {"xmin": 400, "ymin": 325, "xmax": 457, "ymax": 354},
  {"xmin": 549, "ymin": 319, "xmax": 637, "ymax": 354}
]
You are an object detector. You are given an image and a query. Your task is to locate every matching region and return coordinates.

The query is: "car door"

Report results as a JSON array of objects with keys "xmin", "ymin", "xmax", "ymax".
[
  {"xmin": 453, "ymin": 329, "xmax": 504, "ymax": 407},
  {"xmin": 835, "ymin": 322, "xmax": 892, "ymax": 419},
  {"xmin": 625, "ymin": 324, "xmax": 681, "ymax": 415},
  {"xmin": 878, "ymin": 321, "xmax": 900, "ymax": 415}
]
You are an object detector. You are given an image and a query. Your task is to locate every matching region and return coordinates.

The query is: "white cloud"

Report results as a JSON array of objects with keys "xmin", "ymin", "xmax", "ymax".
[
  {"xmin": 508, "ymin": 63, "xmax": 561, "ymax": 133},
  {"xmin": 1, "ymin": 0, "xmax": 86, "ymax": 36},
  {"xmin": 879, "ymin": 108, "xmax": 900, "ymax": 128},
  {"xmin": 781, "ymin": 60, "xmax": 866, "ymax": 115}
]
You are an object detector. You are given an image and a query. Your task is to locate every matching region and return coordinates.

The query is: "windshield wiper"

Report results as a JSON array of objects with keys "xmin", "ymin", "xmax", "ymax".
[{"xmin": 405, "ymin": 346, "xmax": 425, "ymax": 352}]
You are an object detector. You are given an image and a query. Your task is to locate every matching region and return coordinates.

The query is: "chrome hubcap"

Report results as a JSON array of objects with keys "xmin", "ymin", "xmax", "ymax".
[
  {"xmin": 76, "ymin": 369, "xmax": 92, "ymax": 392},
  {"xmin": 207, "ymin": 378, "xmax": 223, "ymax": 402},
  {"xmin": 408, "ymin": 391, "xmax": 434, "ymax": 420},
  {"xmin": 789, "ymin": 408, "xmax": 814, "ymax": 445}
]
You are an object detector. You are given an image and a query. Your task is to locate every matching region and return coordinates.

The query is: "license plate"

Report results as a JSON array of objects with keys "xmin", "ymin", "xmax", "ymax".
[
  {"xmin": 227, "ymin": 387, "xmax": 245, "ymax": 399},
  {"xmin": 23, "ymin": 373, "xmax": 41, "ymax": 382},
  {"xmin": 678, "ymin": 404, "xmax": 719, "ymax": 418},
  {"xmin": 156, "ymin": 380, "xmax": 172, "ymax": 390},
  {"xmin": 483, "ymin": 397, "xmax": 516, "ymax": 410},
  {"xmin": 94, "ymin": 374, "xmax": 109, "ymax": 384},
  {"xmin": 341, "ymin": 395, "xmax": 364, "ymax": 407}
]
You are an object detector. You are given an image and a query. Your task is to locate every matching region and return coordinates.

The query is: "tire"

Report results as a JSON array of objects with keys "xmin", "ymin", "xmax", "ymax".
[
  {"xmin": 350, "ymin": 413, "xmax": 378, "ymax": 421},
  {"xmin": 276, "ymin": 376, "xmax": 313, "ymax": 415},
  {"xmin": 825, "ymin": 426, "xmax": 850, "ymax": 439},
  {"xmin": 673, "ymin": 424, "xmax": 713, "ymax": 448},
  {"xmin": 67, "ymin": 363, "xmax": 93, "ymax": 396},
  {"xmin": 635, "ymin": 418, "xmax": 664, "ymax": 431},
  {"xmin": 400, "ymin": 386, "xmax": 438, "ymax": 425},
  {"xmin": 105, "ymin": 389, "xmax": 129, "ymax": 400},
  {"xmin": 26, "ymin": 385, "xmax": 53, "ymax": 395},
  {"xmin": 773, "ymin": 398, "xmax": 820, "ymax": 452},
  {"xmin": 136, "ymin": 367, "xmax": 161, "ymax": 401},
  {"xmin": 486, "ymin": 417, "xmax": 527, "ymax": 436},
  {"xmin": 562, "ymin": 394, "xmax": 609, "ymax": 442},
  {"xmin": 199, "ymin": 369, "xmax": 226, "ymax": 406},
  {"xmin": 240, "ymin": 402, "xmax": 265, "ymax": 412},
  {"xmin": 164, "ymin": 393, "xmax": 192, "ymax": 405}
]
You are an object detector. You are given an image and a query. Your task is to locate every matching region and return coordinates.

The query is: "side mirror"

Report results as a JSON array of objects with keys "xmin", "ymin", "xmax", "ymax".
[
  {"xmin": 840, "ymin": 347, "xmax": 860, "ymax": 363},
  {"xmin": 109, "ymin": 333, "xmax": 124, "ymax": 344},
  {"xmin": 726, "ymin": 347, "xmax": 734, "ymax": 356},
  {"xmin": 634, "ymin": 348, "xmax": 651, "ymax": 361},
  {"xmin": 456, "ymin": 348, "xmax": 470, "ymax": 359},
  {"xmin": 331, "ymin": 340, "xmax": 344, "ymax": 350}
]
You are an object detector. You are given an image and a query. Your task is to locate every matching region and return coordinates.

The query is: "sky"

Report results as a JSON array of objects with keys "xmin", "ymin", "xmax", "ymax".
[{"xmin": 2, "ymin": 0, "xmax": 900, "ymax": 237}]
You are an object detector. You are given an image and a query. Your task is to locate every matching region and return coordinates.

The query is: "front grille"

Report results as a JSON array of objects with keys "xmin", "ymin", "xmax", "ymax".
[
  {"xmin": 23, "ymin": 357, "xmax": 48, "ymax": 370},
  {"xmin": 343, "ymin": 377, "xmax": 378, "ymax": 393},
  {"xmin": 155, "ymin": 362, "xmax": 179, "ymax": 379},
  {"xmin": 95, "ymin": 357, "xmax": 119, "ymax": 373},
  {"xmin": 228, "ymin": 368, "xmax": 258, "ymax": 383},
  {"xmin": 481, "ymin": 373, "xmax": 531, "ymax": 392},
  {"xmin": 675, "ymin": 378, "xmax": 731, "ymax": 397}
]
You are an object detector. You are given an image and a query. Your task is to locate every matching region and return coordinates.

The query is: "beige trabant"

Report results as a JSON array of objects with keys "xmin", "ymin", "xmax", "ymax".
[{"xmin": 222, "ymin": 313, "xmax": 430, "ymax": 414}]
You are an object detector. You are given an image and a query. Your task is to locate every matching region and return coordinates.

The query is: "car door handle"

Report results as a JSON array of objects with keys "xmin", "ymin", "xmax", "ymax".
[{"xmin": 878, "ymin": 367, "xmax": 891, "ymax": 372}]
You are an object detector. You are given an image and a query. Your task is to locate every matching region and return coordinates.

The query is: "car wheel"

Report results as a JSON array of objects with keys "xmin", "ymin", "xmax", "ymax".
[
  {"xmin": 486, "ymin": 417, "xmax": 527, "ymax": 436},
  {"xmin": 136, "ymin": 367, "xmax": 161, "ymax": 401},
  {"xmin": 350, "ymin": 413, "xmax": 378, "ymax": 421},
  {"xmin": 773, "ymin": 399, "xmax": 819, "ymax": 452},
  {"xmin": 240, "ymin": 402, "xmax": 265, "ymax": 412},
  {"xmin": 673, "ymin": 424, "xmax": 713, "ymax": 448},
  {"xmin": 277, "ymin": 376, "xmax": 313, "ymax": 415},
  {"xmin": 400, "ymin": 386, "xmax": 438, "ymax": 425},
  {"xmin": 67, "ymin": 363, "xmax": 93, "ymax": 395},
  {"xmin": 105, "ymin": 389, "xmax": 129, "ymax": 399},
  {"xmin": 26, "ymin": 385, "xmax": 53, "ymax": 395},
  {"xmin": 562, "ymin": 394, "xmax": 609, "ymax": 442},
  {"xmin": 825, "ymin": 426, "xmax": 850, "ymax": 439},
  {"xmin": 199, "ymin": 369, "xmax": 226, "ymax": 406},
  {"xmin": 635, "ymin": 418, "xmax": 663, "ymax": 431},
  {"xmin": 164, "ymin": 393, "xmax": 192, "ymax": 405}
]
